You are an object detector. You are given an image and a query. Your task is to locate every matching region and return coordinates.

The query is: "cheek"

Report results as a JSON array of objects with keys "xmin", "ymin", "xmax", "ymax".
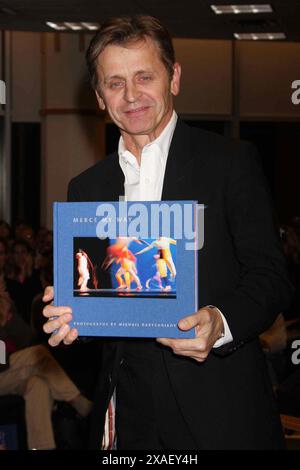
[
  {"xmin": 105, "ymin": 96, "xmax": 122, "ymax": 115},
  {"xmin": 153, "ymin": 85, "xmax": 171, "ymax": 105}
]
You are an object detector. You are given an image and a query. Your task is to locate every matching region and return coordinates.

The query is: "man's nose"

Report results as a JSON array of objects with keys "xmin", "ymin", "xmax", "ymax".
[{"xmin": 124, "ymin": 82, "xmax": 141, "ymax": 102}]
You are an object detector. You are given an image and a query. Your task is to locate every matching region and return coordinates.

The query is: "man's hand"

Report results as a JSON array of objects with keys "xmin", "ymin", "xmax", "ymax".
[
  {"xmin": 156, "ymin": 306, "xmax": 224, "ymax": 362},
  {"xmin": 42, "ymin": 286, "xmax": 78, "ymax": 347}
]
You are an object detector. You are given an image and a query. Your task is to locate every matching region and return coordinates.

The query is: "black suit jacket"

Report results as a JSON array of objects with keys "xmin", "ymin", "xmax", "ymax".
[{"xmin": 68, "ymin": 118, "xmax": 293, "ymax": 449}]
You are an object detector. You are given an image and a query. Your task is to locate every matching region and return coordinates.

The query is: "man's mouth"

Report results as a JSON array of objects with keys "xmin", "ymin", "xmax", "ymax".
[{"xmin": 124, "ymin": 106, "xmax": 149, "ymax": 116}]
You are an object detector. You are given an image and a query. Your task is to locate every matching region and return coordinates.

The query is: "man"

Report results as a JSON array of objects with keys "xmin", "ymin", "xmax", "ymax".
[{"xmin": 43, "ymin": 15, "xmax": 293, "ymax": 449}]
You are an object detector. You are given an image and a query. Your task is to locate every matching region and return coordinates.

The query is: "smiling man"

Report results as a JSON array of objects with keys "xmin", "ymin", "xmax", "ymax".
[
  {"xmin": 43, "ymin": 15, "xmax": 293, "ymax": 450},
  {"xmin": 94, "ymin": 37, "xmax": 180, "ymax": 163}
]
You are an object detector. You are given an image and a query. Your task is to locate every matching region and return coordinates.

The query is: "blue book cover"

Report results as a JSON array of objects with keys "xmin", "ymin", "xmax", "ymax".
[{"xmin": 54, "ymin": 200, "xmax": 199, "ymax": 338}]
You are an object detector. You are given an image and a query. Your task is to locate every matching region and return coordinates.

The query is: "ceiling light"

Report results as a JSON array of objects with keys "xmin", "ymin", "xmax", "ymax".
[
  {"xmin": 80, "ymin": 22, "xmax": 100, "ymax": 31},
  {"xmin": 46, "ymin": 22, "xmax": 100, "ymax": 31},
  {"xmin": 64, "ymin": 22, "xmax": 83, "ymax": 31},
  {"xmin": 46, "ymin": 22, "xmax": 67, "ymax": 31},
  {"xmin": 234, "ymin": 32, "xmax": 286, "ymax": 40},
  {"xmin": 211, "ymin": 4, "xmax": 273, "ymax": 14}
]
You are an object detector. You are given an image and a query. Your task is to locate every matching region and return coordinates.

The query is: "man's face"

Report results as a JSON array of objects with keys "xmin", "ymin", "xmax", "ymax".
[{"xmin": 95, "ymin": 37, "xmax": 181, "ymax": 138}]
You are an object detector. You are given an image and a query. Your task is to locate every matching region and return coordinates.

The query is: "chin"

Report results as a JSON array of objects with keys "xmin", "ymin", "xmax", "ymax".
[{"xmin": 121, "ymin": 123, "xmax": 154, "ymax": 135}]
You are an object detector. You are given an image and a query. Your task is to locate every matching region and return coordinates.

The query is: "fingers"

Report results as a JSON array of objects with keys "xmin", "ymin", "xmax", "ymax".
[
  {"xmin": 156, "ymin": 338, "xmax": 207, "ymax": 351},
  {"xmin": 63, "ymin": 328, "xmax": 79, "ymax": 345},
  {"xmin": 178, "ymin": 313, "xmax": 201, "ymax": 331},
  {"xmin": 43, "ymin": 303, "xmax": 72, "ymax": 320},
  {"xmin": 48, "ymin": 324, "xmax": 70, "ymax": 347},
  {"xmin": 157, "ymin": 337, "xmax": 207, "ymax": 352},
  {"xmin": 48, "ymin": 324, "xmax": 78, "ymax": 347},
  {"xmin": 42, "ymin": 286, "xmax": 77, "ymax": 348},
  {"xmin": 43, "ymin": 312, "xmax": 73, "ymax": 334},
  {"xmin": 178, "ymin": 308, "xmax": 211, "ymax": 331},
  {"xmin": 43, "ymin": 285, "xmax": 54, "ymax": 302},
  {"xmin": 156, "ymin": 337, "xmax": 209, "ymax": 362},
  {"xmin": 172, "ymin": 350, "xmax": 208, "ymax": 362},
  {"xmin": 43, "ymin": 306, "xmax": 75, "ymax": 347},
  {"xmin": 157, "ymin": 307, "xmax": 223, "ymax": 363}
]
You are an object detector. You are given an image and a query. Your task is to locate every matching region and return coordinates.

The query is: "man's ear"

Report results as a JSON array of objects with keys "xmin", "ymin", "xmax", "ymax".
[
  {"xmin": 95, "ymin": 90, "xmax": 105, "ymax": 111},
  {"xmin": 170, "ymin": 62, "xmax": 181, "ymax": 97}
]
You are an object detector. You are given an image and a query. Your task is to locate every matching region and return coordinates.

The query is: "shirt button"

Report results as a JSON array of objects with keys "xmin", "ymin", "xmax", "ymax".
[{"xmin": 145, "ymin": 177, "xmax": 151, "ymax": 185}]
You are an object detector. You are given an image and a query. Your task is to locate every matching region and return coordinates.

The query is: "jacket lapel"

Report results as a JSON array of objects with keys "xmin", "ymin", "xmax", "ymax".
[
  {"xmin": 162, "ymin": 119, "xmax": 195, "ymax": 201},
  {"xmin": 103, "ymin": 119, "xmax": 203, "ymax": 202},
  {"xmin": 102, "ymin": 153, "xmax": 125, "ymax": 201}
]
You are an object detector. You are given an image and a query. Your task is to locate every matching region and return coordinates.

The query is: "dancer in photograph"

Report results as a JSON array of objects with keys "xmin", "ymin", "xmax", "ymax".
[
  {"xmin": 115, "ymin": 253, "xmax": 142, "ymax": 291},
  {"xmin": 136, "ymin": 237, "xmax": 177, "ymax": 279},
  {"xmin": 146, "ymin": 251, "xmax": 172, "ymax": 291},
  {"xmin": 76, "ymin": 249, "xmax": 97, "ymax": 291},
  {"xmin": 76, "ymin": 250, "xmax": 90, "ymax": 291},
  {"xmin": 102, "ymin": 238, "xmax": 142, "ymax": 290}
]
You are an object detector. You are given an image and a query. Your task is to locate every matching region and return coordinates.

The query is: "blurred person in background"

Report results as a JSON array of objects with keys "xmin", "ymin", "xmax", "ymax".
[
  {"xmin": 0, "ymin": 221, "xmax": 12, "ymax": 243},
  {"xmin": 0, "ymin": 293, "xmax": 92, "ymax": 450},
  {"xmin": 14, "ymin": 222, "xmax": 35, "ymax": 250},
  {"xmin": 0, "ymin": 238, "xmax": 20, "ymax": 301},
  {"xmin": 281, "ymin": 219, "xmax": 300, "ymax": 322},
  {"xmin": 6, "ymin": 240, "xmax": 42, "ymax": 324}
]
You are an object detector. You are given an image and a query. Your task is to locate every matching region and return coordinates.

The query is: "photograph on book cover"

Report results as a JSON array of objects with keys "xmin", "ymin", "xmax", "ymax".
[{"xmin": 74, "ymin": 237, "xmax": 177, "ymax": 299}]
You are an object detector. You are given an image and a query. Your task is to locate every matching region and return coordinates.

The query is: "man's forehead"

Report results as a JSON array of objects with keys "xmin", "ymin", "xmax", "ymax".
[
  {"xmin": 97, "ymin": 37, "xmax": 161, "ymax": 69},
  {"xmin": 106, "ymin": 36, "xmax": 158, "ymax": 53}
]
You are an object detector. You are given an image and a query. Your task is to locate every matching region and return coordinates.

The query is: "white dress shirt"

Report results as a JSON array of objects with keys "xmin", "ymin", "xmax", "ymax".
[{"xmin": 118, "ymin": 111, "xmax": 233, "ymax": 347}]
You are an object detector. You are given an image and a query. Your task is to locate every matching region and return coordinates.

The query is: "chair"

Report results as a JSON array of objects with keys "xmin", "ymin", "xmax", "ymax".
[
  {"xmin": 0, "ymin": 395, "xmax": 27, "ymax": 449},
  {"xmin": 280, "ymin": 414, "xmax": 300, "ymax": 433}
]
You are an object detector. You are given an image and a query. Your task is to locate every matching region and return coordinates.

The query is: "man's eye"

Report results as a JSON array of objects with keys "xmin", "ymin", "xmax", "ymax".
[
  {"xmin": 109, "ymin": 82, "xmax": 124, "ymax": 89},
  {"xmin": 139, "ymin": 75, "xmax": 152, "ymax": 82}
]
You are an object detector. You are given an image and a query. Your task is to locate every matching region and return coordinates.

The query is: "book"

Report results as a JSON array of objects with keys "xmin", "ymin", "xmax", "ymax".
[{"xmin": 53, "ymin": 200, "xmax": 199, "ymax": 338}]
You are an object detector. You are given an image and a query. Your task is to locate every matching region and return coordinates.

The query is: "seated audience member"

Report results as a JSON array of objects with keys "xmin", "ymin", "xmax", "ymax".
[
  {"xmin": 0, "ymin": 238, "xmax": 8, "ymax": 282},
  {"xmin": 0, "ymin": 238, "xmax": 20, "ymax": 302},
  {"xmin": 34, "ymin": 246, "xmax": 53, "ymax": 290},
  {"xmin": 14, "ymin": 222, "xmax": 35, "ymax": 250},
  {"xmin": 36, "ymin": 228, "xmax": 53, "ymax": 253},
  {"xmin": 260, "ymin": 314, "xmax": 288, "ymax": 386},
  {"xmin": 0, "ymin": 221, "xmax": 12, "ymax": 243},
  {"xmin": 260, "ymin": 221, "xmax": 300, "ymax": 387},
  {"xmin": 281, "ymin": 220, "xmax": 300, "ymax": 321},
  {"xmin": 260, "ymin": 314, "xmax": 288, "ymax": 355},
  {"xmin": 6, "ymin": 240, "xmax": 42, "ymax": 324},
  {"xmin": 0, "ymin": 294, "xmax": 93, "ymax": 450},
  {"xmin": 280, "ymin": 219, "xmax": 300, "ymax": 376},
  {"xmin": 277, "ymin": 367, "xmax": 300, "ymax": 418}
]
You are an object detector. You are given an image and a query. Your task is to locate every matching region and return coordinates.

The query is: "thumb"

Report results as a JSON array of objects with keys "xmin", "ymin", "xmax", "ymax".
[
  {"xmin": 178, "ymin": 312, "xmax": 201, "ymax": 331},
  {"xmin": 43, "ymin": 285, "xmax": 54, "ymax": 302}
]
